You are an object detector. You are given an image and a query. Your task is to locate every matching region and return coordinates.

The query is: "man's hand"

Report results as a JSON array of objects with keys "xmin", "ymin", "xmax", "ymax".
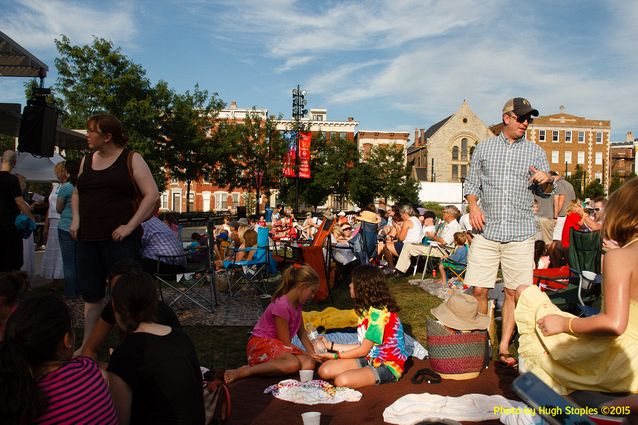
[
  {"xmin": 468, "ymin": 205, "xmax": 485, "ymax": 231},
  {"xmin": 529, "ymin": 166, "xmax": 552, "ymax": 184}
]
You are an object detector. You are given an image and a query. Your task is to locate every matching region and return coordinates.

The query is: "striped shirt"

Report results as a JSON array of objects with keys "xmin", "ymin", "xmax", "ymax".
[
  {"xmin": 463, "ymin": 133, "xmax": 552, "ymax": 242},
  {"xmin": 35, "ymin": 356, "xmax": 117, "ymax": 425}
]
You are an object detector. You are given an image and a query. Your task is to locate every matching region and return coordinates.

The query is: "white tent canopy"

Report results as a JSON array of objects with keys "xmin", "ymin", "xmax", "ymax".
[{"xmin": 13, "ymin": 151, "xmax": 65, "ymax": 182}]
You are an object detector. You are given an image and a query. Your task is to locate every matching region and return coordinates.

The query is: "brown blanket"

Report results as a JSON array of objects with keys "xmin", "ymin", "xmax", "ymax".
[{"xmin": 226, "ymin": 358, "xmax": 520, "ymax": 424}]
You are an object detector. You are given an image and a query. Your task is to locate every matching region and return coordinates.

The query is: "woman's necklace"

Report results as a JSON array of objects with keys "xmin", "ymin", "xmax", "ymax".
[{"xmin": 624, "ymin": 237, "xmax": 638, "ymax": 248}]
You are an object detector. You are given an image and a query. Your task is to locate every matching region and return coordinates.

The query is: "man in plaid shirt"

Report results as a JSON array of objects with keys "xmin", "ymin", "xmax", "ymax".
[{"xmin": 463, "ymin": 97, "xmax": 554, "ymax": 367}]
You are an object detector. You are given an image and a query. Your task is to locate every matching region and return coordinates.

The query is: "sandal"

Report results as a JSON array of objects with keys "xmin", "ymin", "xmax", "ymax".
[
  {"xmin": 495, "ymin": 353, "xmax": 518, "ymax": 369},
  {"xmin": 411, "ymin": 368, "xmax": 442, "ymax": 384}
]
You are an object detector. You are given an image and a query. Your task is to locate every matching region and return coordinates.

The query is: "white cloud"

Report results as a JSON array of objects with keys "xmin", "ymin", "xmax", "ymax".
[{"xmin": 0, "ymin": 0, "xmax": 137, "ymax": 51}]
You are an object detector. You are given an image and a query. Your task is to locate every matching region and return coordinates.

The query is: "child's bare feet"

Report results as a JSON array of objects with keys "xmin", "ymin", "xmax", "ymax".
[{"xmin": 224, "ymin": 365, "xmax": 248, "ymax": 384}]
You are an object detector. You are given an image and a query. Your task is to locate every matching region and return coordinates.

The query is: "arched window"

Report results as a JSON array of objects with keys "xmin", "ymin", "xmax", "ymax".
[
  {"xmin": 461, "ymin": 138, "xmax": 468, "ymax": 161},
  {"xmin": 452, "ymin": 146, "xmax": 459, "ymax": 161}
]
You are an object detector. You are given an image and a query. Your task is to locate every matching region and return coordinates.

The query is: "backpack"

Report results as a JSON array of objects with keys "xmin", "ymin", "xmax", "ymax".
[{"xmin": 203, "ymin": 372, "xmax": 231, "ymax": 425}]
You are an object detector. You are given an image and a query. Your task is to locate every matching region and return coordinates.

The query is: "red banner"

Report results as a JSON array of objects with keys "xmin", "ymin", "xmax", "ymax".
[
  {"xmin": 283, "ymin": 131, "xmax": 296, "ymax": 178},
  {"xmin": 299, "ymin": 132, "xmax": 311, "ymax": 179}
]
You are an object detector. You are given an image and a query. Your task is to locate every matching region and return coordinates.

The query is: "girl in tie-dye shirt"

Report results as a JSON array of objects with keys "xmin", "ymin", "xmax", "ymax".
[{"xmin": 316, "ymin": 265, "xmax": 407, "ymax": 388}]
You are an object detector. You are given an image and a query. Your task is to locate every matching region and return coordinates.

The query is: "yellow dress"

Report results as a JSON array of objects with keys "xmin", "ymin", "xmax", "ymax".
[{"xmin": 515, "ymin": 285, "xmax": 638, "ymax": 395}]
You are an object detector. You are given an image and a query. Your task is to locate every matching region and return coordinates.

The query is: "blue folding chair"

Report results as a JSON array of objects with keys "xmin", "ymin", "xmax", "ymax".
[{"xmin": 224, "ymin": 227, "xmax": 272, "ymax": 297}]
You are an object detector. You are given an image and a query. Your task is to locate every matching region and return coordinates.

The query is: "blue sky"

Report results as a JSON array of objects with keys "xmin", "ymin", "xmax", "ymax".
[{"xmin": 1, "ymin": 0, "xmax": 636, "ymax": 142}]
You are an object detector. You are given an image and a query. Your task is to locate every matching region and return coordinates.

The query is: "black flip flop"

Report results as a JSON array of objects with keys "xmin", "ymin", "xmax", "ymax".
[{"xmin": 411, "ymin": 368, "xmax": 442, "ymax": 384}]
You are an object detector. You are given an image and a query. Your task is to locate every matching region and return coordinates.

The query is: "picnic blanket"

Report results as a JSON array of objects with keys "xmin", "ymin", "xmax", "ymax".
[{"xmin": 226, "ymin": 358, "xmax": 521, "ymax": 425}]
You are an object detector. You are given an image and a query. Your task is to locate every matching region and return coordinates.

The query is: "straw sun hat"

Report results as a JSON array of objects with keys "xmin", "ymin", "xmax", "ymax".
[
  {"xmin": 355, "ymin": 210, "xmax": 380, "ymax": 224},
  {"xmin": 430, "ymin": 293, "xmax": 489, "ymax": 331}
]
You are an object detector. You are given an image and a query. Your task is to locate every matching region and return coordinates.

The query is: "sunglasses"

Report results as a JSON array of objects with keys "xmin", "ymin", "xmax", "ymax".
[
  {"xmin": 342, "ymin": 227, "xmax": 352, "ymax": 231},
  {"xmin": 509, "ymin": 113, "xmax": 534, "ymax": 124}
]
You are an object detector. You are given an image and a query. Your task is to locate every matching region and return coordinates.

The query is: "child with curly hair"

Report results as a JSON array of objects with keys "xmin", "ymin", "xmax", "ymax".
[{"xmin": 316, "ymin": 264, "xmax": 407, "ymax": 388}]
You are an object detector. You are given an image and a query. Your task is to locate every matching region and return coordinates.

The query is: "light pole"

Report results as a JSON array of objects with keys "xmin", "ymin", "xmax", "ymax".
[
  {"xmin": 291, "ymin": 85, "xmax": 308, "ymax": 214},
  {"xmin": 459, "ymin": 176, "xmax": 466, "ymax": 212}
]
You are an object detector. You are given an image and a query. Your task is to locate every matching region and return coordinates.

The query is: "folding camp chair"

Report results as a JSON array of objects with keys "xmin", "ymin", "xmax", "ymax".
[
  {"xmin": 440, "ymin": 257, "xmax": 467, "ymax": 284},
  {"xmin": 533, "ymin": 229, "xmax": 602, "ymax": 315},
  {"xmin": 225, "ymin": 226, "xmax": 272, "ymax": 297},
  {"xmin": 155, "ymin": 221, "xmax": 219, "ymax": 313}
]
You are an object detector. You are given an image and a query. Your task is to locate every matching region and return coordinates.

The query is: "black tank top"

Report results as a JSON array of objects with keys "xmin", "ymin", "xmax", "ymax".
[{"xmin": 77, "ymin": 149, "xmax": 136, "ymax": 241}]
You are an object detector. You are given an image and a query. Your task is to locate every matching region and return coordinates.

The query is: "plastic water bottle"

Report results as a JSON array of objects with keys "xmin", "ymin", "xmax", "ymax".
[{"xmin": 305, "ymin": 323, "xmax": 326, "ymax": 354}]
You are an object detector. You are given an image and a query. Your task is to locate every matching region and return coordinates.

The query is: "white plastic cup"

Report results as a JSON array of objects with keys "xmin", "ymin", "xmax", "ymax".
[
  {"xmin": 299, "ymin": 369, "xmax": 314, "ymax": 382},
  {"xmin": 301, "ymin": 411, "xmax": 321, "ymax": 425}
]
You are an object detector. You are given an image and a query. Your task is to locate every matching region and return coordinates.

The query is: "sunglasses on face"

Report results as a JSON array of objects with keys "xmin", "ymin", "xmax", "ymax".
[
  {"xmin": 342, "ymin": 227, "xmax": 352, "ymax": 231},
  {"xmin": 509, "ymin": 113, "xmax": 534, "ymax": 124}
]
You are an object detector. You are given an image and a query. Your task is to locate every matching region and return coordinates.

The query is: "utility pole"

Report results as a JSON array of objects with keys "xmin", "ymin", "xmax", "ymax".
[{"xmin": 291, "ymin": 85, "xmax": 308, "ymax": 214}]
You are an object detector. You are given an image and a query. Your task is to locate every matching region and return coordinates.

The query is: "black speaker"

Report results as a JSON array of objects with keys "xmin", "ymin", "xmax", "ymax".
[
  {"xmin": 236, "ymin": 206, "xmax": 247, "ymax": 218},
  {"xmin": 18, "ymin": 104, "xmax": 58, "ymax": 157}
]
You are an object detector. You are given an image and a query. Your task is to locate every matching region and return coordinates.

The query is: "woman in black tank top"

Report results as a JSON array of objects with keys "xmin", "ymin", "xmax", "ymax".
[{"xmin": 70, "ymin": 114, "xmax": 159, "ymax": 354}]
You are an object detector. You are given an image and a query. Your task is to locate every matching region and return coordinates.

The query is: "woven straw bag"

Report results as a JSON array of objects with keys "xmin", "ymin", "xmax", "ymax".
[{"xmin": 426, "ymin": 318, "xmax": 490, "ymax": 380}]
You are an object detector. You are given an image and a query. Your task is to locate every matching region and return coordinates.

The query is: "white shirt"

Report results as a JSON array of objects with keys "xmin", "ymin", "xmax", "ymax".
[{"xmin": 439, "ymin": 219, "xmax": 463, "ymax": 245}]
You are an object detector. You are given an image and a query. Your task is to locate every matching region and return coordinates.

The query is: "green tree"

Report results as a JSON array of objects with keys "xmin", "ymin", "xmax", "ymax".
[
  {"xmin": 350, "ymin": 161, "xmax": 382, "ymax": 207},
  {"xmin": 215, "ymin": 112, "xmax": 287, "ymax": 214},
  {"xmin": 160, "ymin": 85, "xmax": 224, "ymax": 212},
  {"xmin": 565, "ymin": 165, "xmax": 584, "ymax": 200},
  {"xmin": 53, "ymin": 35, "xmax": 172, "ymax": 188},
  {"xmin": 362, "ymin": 145, "xmax": 419, "ymax": 205},
  {"xmin": 608, "ymin": 176, "xmax": 623, "ymax": 195},
  {"xmin": 583, "ymin": 179, "xmax": 605, "ymax": 199}
]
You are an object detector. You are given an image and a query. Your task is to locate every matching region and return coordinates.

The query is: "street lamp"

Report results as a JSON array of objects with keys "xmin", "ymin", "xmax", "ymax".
[
  {"xmin": 459, "ymin": 176, "xmax": 466, "ymax": 212},
  {"xmin": 291, "ymin": 85, "xmax": 308, "ymax": 214}
]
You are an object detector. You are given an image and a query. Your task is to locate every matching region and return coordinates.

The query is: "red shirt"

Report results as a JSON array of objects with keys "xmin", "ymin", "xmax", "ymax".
[{"xmin": 561, "ymin": 212, "xmax": 582, "ymax": 249}]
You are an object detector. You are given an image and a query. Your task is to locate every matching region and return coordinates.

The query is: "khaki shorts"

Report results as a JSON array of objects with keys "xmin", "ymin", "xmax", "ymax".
[{"xmin": 465, "ymin": 234, "xmax": 535, "ymax": 290}]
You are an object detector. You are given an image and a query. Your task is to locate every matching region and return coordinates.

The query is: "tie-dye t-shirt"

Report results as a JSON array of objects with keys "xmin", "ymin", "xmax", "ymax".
[{"xmin": 357, "ymin": 306, "xmax": 408, "ymax": 379}]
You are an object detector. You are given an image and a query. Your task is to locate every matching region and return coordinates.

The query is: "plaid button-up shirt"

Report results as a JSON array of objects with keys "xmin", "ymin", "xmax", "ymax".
[{"xmin": 463, "ymin": 133, "xmax": 553, "ymax": 242}]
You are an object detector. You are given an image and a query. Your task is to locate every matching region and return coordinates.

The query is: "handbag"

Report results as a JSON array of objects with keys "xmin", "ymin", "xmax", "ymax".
[
  {"xmin": 426, "ymin": 318, "xmax": 489, "ymax": 380},
  {"xmin": 203, "ymin": 372, "xmax": 231, "ymax": 425}
]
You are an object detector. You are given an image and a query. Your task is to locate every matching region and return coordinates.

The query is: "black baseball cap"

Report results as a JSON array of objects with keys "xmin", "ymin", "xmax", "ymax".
[{"xmin": 502, "ymin": 97, "xmax": 539, "ymax": 117}]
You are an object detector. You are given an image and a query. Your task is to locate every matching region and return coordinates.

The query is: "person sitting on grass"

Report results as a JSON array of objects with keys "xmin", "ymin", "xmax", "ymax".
[
  {"xmin": 0, "ymin": 294, "xmax": 117, "ymax": 424},
  {"xmin": 81, "ymin": 259, "xmax": 180, "ymax": 362},
  {"xmin": 107, "ymin": 270, "xmax": 204, "ymax": 424},
  {"xmin": 437, "ymin": 231, "xmax": 469, "ymax": 286},
  {"xmin": 0, "ymin": 271, "xmax": 28, "ymax": 341},
  {"xmin": 224, "ymin": 264, "xmax": 320, "ymax": 384},
  {"xmin": 315, "ymin": 265, "xmax": 407, "ymax": 389}
]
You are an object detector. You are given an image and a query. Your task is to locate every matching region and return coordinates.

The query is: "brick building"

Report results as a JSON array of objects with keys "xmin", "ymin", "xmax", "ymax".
[
  {"xmin": 523, "ymin": 106, "xmax": 611, "ymax": 191},
  {"xmin": 357, "ymin": 130, "xmax": 409, "ymax": 161},
  {"xmin": 161, "ymin": 103, "xmax": 359, "ymax": 213},
  {"xmin": 610, "ymin": 131, "xmax": 637, "ymax": 181}
]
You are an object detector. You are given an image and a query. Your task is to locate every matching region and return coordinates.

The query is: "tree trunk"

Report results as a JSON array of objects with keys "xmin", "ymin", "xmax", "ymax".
[{"xmin": 186, "ymin": 179, "xmax": 191, "ymax": 212}]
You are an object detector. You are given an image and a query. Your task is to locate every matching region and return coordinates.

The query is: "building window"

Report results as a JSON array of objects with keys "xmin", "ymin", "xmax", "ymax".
[
  {"xmin": 578, "ymin": 131, "xmax": 585, "ymax": 143},
  {"xmin": 188, "ymin": 193, "xmax": 195, "ymax": 210},
  {"xmin": 565, "ymin": 151, "xmax": 572, "ymax": 164},
  {"xmin": 202, "ymin": 192, "xmax": 211, "ymax": 212},
  {"xmin": 452, "ymin": 146, "xmax": 459, "ymax": 161},
  {"xmin": 214, "ymin": 192, "xmax": 228, "ymax": 211},
  {"xmin": 312, "ymin": 114, "xmax": 324, "ymax": 121},
  {"xmin": 172, "ymin": 192, "xmax": 181, "ymax": 213},
  {"xmin": 461, "ymin": 138, "xmax": 468, "ymax": 161},
  {"xmin": 461, "ymin": 164, "xmax": 467, "ymax": 178},
  {"xmin": 539, "ymin": 130, "xmax": 546, "ymax": 142},
  {"xmin": 596, "ymin": 132, "xmax": 603, "ymax": 144},
  {"xmin": 161, "ymin": 193, "xmax": 168, "ymax": 209},
  {"xmin": 595, "ymin": 172, "xmax": 602, "ymax": 182},
  {"xmin": 552, "ymin": 131, "xmax": 559, "ymax": 142},
  {"xmin": 595, "ymin": 152, "xmax": 603, "ymax": 165},
  {"xmin": 565, "ymin": 131, "xmax": 572, "ymax": 143},
  {"xmin": 232, "ymin": 192, "xmax": 240, "ymax": 207},
  {"xmin": 339, "ymin": 132, "xmax": 347, "ymax": 140},
  {"xmin": 577, "ymin": 151, "xmax": 585, "ymax": 164},
  {"xmin": 452, "ymin": 164, "xmax": 458, "ymax": 180},
  {"xmin": 551, "ymin": 151, "xmax": 559, "ymax": 164}
]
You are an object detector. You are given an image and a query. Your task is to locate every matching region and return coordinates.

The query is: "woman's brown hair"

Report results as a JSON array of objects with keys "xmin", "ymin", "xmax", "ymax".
[
  {"xmin": 110, "ymin": 270, "xmax": 158, "ymax": 333},
  {"xmin": 602, "ymin": 178, "xmax": 638, "ymax": 247},
  {"xmin": 87, "ymin": 114, "xmax": 128, "ymax": 147},
  {"xmin": 271, "ymin": 264, "xmax": 319, "ymax": 302},
  {"xmin": 243, "ymin": 229, "xmax": 258, "ymax": 247},
  {"xmin": 351, "ymin": 264, "xmax": 399, "ymax": 315}
]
